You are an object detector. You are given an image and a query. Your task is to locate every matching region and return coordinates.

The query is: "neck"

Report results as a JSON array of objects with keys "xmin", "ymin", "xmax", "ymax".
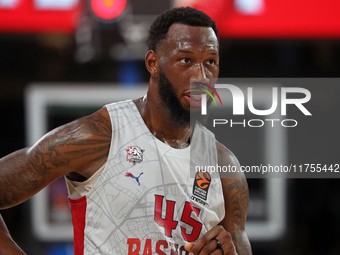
[{"xmin": 134, "ymin": 95, "xmax": 193, "ymax": 149}]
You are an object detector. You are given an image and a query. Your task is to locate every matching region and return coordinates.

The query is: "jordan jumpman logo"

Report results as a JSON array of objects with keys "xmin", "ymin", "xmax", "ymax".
[{"xmin": 125, "ymin": 172, "xmax": 144, "ymax": 186}]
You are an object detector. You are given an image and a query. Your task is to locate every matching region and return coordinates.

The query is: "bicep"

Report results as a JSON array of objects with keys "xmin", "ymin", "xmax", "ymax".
[
  {"xmin": 0, "ymin": 147, "xmax": 47, "ymax": 209},
  {"xmin": 28, "ymin": 108, "xmax": 111, "ymax": 179},
  {"xmin": 0, "ymin": 109, "xmax": 111, "ymax": 209},
  {"xmin": 0, "ymin": 133, "xmax": 71, "ymax": 209},
  {"xmin": 26, "ymin": 110, "xmax": 111, "ymax": 186}
]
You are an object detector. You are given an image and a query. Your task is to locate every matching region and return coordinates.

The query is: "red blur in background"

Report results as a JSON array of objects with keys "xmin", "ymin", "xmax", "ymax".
[
  {"xmin": 184, "ymin": 0, "xmax": 340, "ymax": 38},
  {"xmin": 0, "ymin": 0, "xmax": 82, "ymax": 34},
  {"xmin": 90, "ymin": 0, "xmax": 127, "ymax": 20},
  {"xmin": 1, "ymin": 0, "xmax": 340, "ymax": 37}
]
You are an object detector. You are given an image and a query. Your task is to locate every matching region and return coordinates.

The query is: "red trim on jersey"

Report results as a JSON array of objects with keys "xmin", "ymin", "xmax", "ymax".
[{"xmin": 68, "ymin": 196, "xmax": 87, "ymax": 255}]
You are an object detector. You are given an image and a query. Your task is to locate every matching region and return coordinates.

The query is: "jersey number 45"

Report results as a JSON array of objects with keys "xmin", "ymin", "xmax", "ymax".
[{"xmin": 154, "ymin": 195, "xmax": 203, "ymax": 242}]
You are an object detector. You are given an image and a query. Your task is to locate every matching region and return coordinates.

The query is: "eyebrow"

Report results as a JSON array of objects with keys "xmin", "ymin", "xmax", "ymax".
[
  {"xmin": 178, "ymin": 50, "xmax": 194, "ymax": 54},
  {"xmin": 178, "ymin": 50, "xmax": 219, "ymax": 55}
]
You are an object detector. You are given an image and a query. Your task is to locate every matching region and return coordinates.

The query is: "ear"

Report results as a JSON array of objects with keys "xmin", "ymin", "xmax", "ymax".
[{"xmin": 145, "ymin": 50, "xmax": 159, "ymax": 78}]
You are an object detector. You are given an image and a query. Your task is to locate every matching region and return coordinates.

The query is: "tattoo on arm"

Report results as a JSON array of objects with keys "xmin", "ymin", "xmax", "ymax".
[
  {"xmin": 0, "ymin": 148, "xmax": 45, "ymax": 208},
  {"xmin": 227, "ymin": 178, "xmax": 252, "ymax": 255},
  {"xmin": 29, "ymin": 113, "xmax": 111, "ymax": 171},
  {"xmin": 0, "ymin": 109, "xmax": 111, "ymax": 209},
  {"xmin": 217, "ymin": 142, "xmax": 252, "ymax": 255}
]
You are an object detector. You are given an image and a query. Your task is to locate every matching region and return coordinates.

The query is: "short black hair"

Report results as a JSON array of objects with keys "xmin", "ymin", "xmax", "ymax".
[{"xmin": 147, "ymin": 7, "xmax": 218, "ymax": 52}]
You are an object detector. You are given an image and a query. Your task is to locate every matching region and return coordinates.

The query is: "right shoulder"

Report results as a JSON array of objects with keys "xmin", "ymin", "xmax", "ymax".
[{"xmin": 79, "ymin": 107, "xmax": 112, "ymax": 137}]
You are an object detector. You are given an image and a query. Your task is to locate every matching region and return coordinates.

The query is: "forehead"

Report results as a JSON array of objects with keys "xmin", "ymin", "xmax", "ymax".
[{"xmin": 159, "ymin": 23, "xmax": 219, "ymax": 53}]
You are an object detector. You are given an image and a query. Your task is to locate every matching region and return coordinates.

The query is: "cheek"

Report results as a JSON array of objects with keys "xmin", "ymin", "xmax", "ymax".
[
  {"xmin": 211, "ymin": 66, "xmax": 219, "ymax": 77},
  {"xmin": 167, "ymin": 65, "xmax": 190, "ymax": 83},
  {"xmin": 205, "ymin": 62, "xmax": 219, "ymax": 75},
  {"xmin": 171, "ymin": 68, "xmax": 203, "ymax": 89},
  {"xmin": 177, "ymin": 70, "xmax": 194, "ymax": 87}
]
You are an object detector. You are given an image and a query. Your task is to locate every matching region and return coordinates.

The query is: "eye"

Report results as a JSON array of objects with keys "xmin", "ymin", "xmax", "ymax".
[
  {"xmin": 207, "ymin": 59, "xmax": 217, "ymax": 65},
  {"xmin": 179, "ymin": 58, "xmax": 190, "ymax": 64}
]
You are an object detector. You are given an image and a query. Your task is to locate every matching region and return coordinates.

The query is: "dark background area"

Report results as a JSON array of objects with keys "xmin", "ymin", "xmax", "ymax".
[{"xmin": 1, "ymin": 1, "xmax": 340, "ymax": 254}]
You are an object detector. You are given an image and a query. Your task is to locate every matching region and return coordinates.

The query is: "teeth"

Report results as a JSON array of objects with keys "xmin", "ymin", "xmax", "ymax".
[{"xmin": 191, "ymin": 95, "xmax": 202, "ymax": 101}]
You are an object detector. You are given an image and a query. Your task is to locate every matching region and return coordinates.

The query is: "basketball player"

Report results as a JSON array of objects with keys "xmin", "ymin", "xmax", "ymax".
[{"xmin": 0, "ymin": 7, "xmax": 252, "ymax": 255}]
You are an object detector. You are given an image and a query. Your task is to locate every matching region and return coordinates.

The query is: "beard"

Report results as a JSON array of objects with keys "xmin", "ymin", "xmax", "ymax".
[{"xmin": 158, "ymin": 69, "xmax": 210, "ymax": 127}]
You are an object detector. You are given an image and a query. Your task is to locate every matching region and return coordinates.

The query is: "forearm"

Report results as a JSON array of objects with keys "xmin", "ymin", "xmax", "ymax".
[
  {"xmin": 233, "ymin": 230, "xmax": 252, "ymax": 255},
  {"xmin": 0, "ymin": 148, "xmax": 44, "ymax": 209},
  {"xmin": 0, "ymin": 214, "xmax": 26, "ymax": 255}
]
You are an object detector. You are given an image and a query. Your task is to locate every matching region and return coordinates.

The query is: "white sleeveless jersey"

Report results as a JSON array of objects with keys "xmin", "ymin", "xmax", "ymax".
[{"xmin": 68, "ymin": 100, "xmax": 225, "ymax": 255}]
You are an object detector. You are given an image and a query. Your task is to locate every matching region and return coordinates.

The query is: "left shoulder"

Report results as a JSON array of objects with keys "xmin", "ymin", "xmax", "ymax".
[
  {"xmin": 215, "ymin": 141, "xmax": 247, "ymax": 202},
  {"xmin": 215, "ymin": 141, "xmax": 248, "ymax": 215},
  {"xmin": 215, "ymin": 141, "xmax": 244, "ymax": 179}
]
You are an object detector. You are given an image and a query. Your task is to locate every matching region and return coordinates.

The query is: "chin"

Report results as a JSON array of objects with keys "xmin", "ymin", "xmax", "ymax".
[{"xmin": 189, "ymin": 107, "xmax": 201, "ymax": 113}]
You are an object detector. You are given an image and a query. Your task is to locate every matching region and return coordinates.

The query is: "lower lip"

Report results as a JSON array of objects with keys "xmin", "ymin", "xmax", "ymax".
[{"xmin": 184, "ymin": 95, "xmax": 202, "ymax": 108}]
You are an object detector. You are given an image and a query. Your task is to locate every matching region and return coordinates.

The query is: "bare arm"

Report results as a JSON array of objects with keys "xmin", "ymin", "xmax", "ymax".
[
  {"xmin": 0, "ymin": 214, "xmax": 26, "ymax": 255},
  {"xmin": 186, "ymin": 142, "xmax": 252, "ymax": 255},
  {"xmin": 217, "ymin": 142, "xmax": 252, "ymax": 255},
  {"xmin": 0, "ymin": 108, "xmax": 111, "ymax": 209}
]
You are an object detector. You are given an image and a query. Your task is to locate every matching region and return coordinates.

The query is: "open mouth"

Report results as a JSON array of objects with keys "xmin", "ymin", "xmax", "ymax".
[
  {"xmin": 184, "ymin": 90, "xmax": 206, "ymax": 107},
  {"xmin": 190, "ymin": 94, "xmax": 202, "ymax": 101}
]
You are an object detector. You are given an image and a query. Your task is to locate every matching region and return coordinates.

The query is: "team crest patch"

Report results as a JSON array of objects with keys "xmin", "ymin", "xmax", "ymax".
[{"xmin": 125, "ymin": 146, "xmax": 145, "ymax": 165}]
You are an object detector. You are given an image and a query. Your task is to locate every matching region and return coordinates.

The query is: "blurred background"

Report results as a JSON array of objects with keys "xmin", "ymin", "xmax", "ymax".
[{"xmin": 1, "ymin": 0, "xmax": 340, "ymax": 254}]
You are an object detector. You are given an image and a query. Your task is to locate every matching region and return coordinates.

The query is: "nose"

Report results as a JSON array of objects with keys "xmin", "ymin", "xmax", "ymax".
[
  {"xmin": 196, "ymin": 63, "xmax": 207, "ymax": 79},
  {"xmin": 191, "ymin": 63, "xmax": 209, "ymax": 85}
]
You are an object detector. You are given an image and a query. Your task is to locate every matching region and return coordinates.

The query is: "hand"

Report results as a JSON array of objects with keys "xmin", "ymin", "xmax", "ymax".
[{"xmin": 184, "ymin": 225, "xmax": 237, "ymax": 255}]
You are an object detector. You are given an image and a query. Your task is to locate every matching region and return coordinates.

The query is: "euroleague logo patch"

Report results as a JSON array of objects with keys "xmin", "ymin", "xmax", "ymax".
[
  {"xmin": 192, "ymin": 171, "xmax": 211, "ymax": 207},
  {"xmin": 125, "ymin": 146, "xmax": 144, "ymax": 165}
]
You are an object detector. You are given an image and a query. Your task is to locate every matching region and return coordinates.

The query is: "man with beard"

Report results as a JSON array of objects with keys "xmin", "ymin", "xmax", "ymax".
[{"xmin": 0, "ymin": 7, "xmax": 252, "ymax": 255}]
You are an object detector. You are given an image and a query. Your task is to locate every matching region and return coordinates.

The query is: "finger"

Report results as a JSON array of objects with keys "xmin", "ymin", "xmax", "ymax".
[
  {"xmin": 185, "ymin": 242, "xmax": 194, "ymax": 251},
  {"xmin": 190, "ymin": 226, "xmax": 225, "ymax": 254},
  {"xmin": 209, "ymin": 249, "xmax": 226, "ymax": 255},
  {"xmin": 210, "ymin": 250, "xmax": 223, "ymax": 255},
  {"xmin": 212, "ymin": 237, "xmax": 224, "ymax": 255},
  {"xmin": 190, "ymin": 237, "xmax": 220, "ymax": 255},
  {"xmin": 214, "ymin": 232, "xmax": 236, "ymax": 255}
]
